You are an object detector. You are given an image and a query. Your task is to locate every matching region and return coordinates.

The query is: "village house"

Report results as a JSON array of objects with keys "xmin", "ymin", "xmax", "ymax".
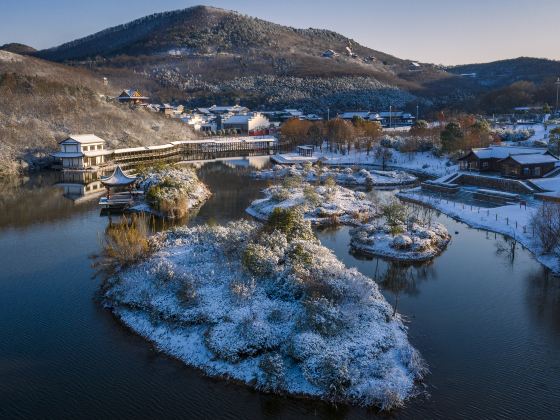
[
  {"xmin": 116, "ymin": 89, "xmax": 149, "ymax": 105},
  {"xmin": 159, "ymin": 103, "xmax": 175, "ymax": 116},
  {"xmin": 222, "ymin": 112, "xmax": 271, "ymax": 134},
  {"xmin": 458, "ymin": 146, "xmax": 559, "ymax": 179},
  {"xmin": 339, "ymin": 111, "xmax": 371, "ymax": 120},
  {"xmin": 51, "ymin": 134, "xmax": 111, "ymax": 170},
  {"xmin": 378, "ymin": 111, "xmax": 415, "ymax": 127},
  {"xmin": 196, "ymin": 105, "xmax": 250, "ymax": 115},
  {"xmin": 305, "ymin": 113, "xmax": 323, "ymax": 121}
]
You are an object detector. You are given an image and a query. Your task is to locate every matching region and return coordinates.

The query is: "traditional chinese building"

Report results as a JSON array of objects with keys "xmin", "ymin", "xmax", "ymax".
[
  {"xmin": 51, "ymin": 134, "xmax": 111, "ymax": 170},
  {"xmin": 116, "ymin": 89, "xmax": 149, "ymax": 105}
]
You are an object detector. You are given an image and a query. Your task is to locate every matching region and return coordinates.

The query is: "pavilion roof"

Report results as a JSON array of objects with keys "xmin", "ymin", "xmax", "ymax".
[{"xmin": 100, "ymin": 166, "xmax": 137, "ymax": 187}]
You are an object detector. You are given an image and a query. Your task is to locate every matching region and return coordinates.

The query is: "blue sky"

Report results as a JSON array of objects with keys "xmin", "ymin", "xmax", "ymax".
[{"xmin": 1, "ymin": 0, "xmax": 558, "ymax": 65}]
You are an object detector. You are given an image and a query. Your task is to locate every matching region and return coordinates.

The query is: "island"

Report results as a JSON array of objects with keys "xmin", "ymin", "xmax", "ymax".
[
  {"xmin": 246, "ymin": 179, "xmax": 378, "ymax": 226},
  {"xmin": 103, "ymin": 209, "xmax": 425, "ymax": 410},
  {"xmin": 132, "ymin": 165, "xmax": 211, "ymax": 218},
  {"xmin": 253, "ymin": 163, "xmax": 417, "ymax": 187},
  {"xmin": 350, "ymin": 199, "xmax": 451, "ymax": 261}
]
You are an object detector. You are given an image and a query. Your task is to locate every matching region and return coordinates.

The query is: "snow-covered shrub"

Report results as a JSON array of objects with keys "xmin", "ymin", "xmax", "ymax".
[
  {"xmin": 282, "ymin": 175, "xmax": 303, "ymax": 189},
  {"xmin": 303, "ymin": 349, "xmax": 352, "ymax": 398},
  {"xmin": 258, "ymin": 353, "xmax": 286, "ymax": 391},
  {"xmin": 303, "ymin": 184, "xmax": 322, "ymax": 206},
  {"xmin": 494, "ymin": 128, "xmax": 534, "ymax": 142},
  {"xmin": 151, "ymin": 258, "xmax": 176, "ymax": 284},
  {"xmin": 264, "ymin": 207, "xmax": 316, "ymax": 243},
  {"xmin": 230, "ymin": 277, "xmax": 256, "ymax": 301},
  {"xmin": 392, "ymin": 235, "xmax": 413, "ymax": 250},
  {"xmin": 243, "ymin": 242, "xmax": 278, "ymax": 277},
  {"xmin": 175, "ymin": 275, "xmax": 199, "ymax": 307},
  {"xmin": 303, "ymin": 297, "xmax": 345, "ymax": 336},
  {"xmin": 270, "ymin": 186, "xmax": 291, "ymax": 202}
]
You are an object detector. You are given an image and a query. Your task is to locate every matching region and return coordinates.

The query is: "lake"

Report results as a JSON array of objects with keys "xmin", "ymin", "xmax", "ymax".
[{"xmin": 1, "ymin": 159, "xmax": 559, "ymax": 419}]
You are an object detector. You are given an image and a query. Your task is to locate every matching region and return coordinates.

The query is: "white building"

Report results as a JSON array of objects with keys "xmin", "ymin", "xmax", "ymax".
[
  {"xmin": 339, "ymin": 111, "xmax": 371, "ymax": 120},
  {"xmin": 197, "ymin": 105, "xmax": 250, "ymax": 115},
  {"xmin": 51, "ymin": 134, "xmax": 110, "ymax": 170},
  {"xmin": 222, "ymin": 112, "xmax": 270, "ymax": 133}
]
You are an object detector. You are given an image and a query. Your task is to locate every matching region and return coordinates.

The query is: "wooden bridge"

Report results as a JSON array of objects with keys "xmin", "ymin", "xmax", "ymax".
[{"xmin": 101, "ymin": 136, "xmax": 278, "ymax": 169}]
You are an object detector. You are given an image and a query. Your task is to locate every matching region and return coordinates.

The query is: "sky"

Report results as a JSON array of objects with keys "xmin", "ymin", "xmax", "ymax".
[{"xmin": 0, "ymin": 0, "xmax": 559, "ymax": 65}]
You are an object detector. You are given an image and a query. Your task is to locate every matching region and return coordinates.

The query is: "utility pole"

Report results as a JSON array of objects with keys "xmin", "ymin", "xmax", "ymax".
[
  {"xmin": 327, "ymin": 107, "xmax": 330, "ymax": 121},
  {"xmin": 416, "ymin": 104, "xmax": 419, "ymax": 121},
  {"xmin": 389, "ymin": 105, "xmax": 392, "ymax": 129},
  {"xmin": 555, "ymin": 77, "xmax": 560, "ymax": 114}
]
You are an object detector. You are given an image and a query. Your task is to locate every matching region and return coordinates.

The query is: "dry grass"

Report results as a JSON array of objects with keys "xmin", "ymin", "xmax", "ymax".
[
  {"xmin": 0, "ymin": 54, "xmax": 194, "ymax": 177},
  {"xmin": 92, "ymin": 214, "xmax": 153, "ymax": 280}
]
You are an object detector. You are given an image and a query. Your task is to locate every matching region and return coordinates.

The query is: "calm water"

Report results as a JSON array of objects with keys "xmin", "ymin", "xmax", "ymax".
[{"xmin": 1, "ymin": 160, "xmax": 559, "ymax": 419}]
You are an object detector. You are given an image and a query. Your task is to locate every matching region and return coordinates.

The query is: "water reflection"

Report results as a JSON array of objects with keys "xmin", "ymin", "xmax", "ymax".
[
  {"xmin": 524, "ymin": 267, "xmax": 560, "ymax": 335},
  {"xmin": 2, "ymin": 160, "xmax": 560, "ymax": 418}
]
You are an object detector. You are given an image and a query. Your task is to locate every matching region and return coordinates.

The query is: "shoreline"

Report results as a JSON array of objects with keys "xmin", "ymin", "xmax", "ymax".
[{"xmin": 397, "ymin": 190, "xmax": 560, "ymax": 275}]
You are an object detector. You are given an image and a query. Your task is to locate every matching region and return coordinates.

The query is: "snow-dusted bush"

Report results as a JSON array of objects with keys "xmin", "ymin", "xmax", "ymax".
[
  {"xmin": 303, "ymin": 297, "xmax": 345, "ymax": 336},
  {"xmin": 494, "ymin": 128, "xmax": 534, "ymax": 142},
  {"xmin": 258, "ymin": 353, "xmax": 286, "ymax": 391},
  {"xmin": 392, "ymin": 234, "xmax": 413, "ymax": 250}
]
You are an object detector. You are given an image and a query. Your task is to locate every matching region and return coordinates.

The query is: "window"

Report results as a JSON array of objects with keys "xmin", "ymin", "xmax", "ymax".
[
  {"xmin": 534, "ymin": 167, "xmax": 541, "ymax": 176},
  {"xmin": 522, "ymin": 167, "xmax": 530, "ymax": 176},
  {"xmin": 482, "ymin": 161, "xmax": 489, "ymax": 169}
]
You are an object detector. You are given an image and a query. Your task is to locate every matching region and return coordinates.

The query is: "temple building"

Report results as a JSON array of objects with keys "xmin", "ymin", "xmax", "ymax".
[{"xmin": 51, "ymin": 134, "xmax": 110, "ymax": 170}]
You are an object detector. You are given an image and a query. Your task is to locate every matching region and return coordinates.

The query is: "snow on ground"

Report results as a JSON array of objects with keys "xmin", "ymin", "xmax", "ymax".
[
  {"xmin": 131, "ymin": 166, "xmax": 211, "ymax": 218},
  {"xmin": 273, "ymin": 150, "xmax": 457, "ymax": 178},
  {"xmin": 104, "ymin": 220, "xmax": 425, "ymax": 409},
  {"xmin": 397, "ymin": 188, "xmax": 560, "ymax": 273},
  {"xmin": 246, "ymin": 183, "xmax": 378, "ymax": 226},
  {"xmin": 499, "ymin": 122, "xmax": 559, "ymax": 145},
  {"xmin": 271, "ymin": 154, "xmax": 318, "ymax": 164},
  {"xmin": 0, "ymin": 50, "xmax": 23, "ymax": 62},
  {"xmin": 253, "ymin": 164, "xmax": 417, "ymax": 187},
  {"xmin": 350, "ymin": 221, "xmax": 450, "ymax": 262}
]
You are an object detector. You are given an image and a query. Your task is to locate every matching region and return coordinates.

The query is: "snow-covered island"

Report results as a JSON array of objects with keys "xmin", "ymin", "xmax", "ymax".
[
  {"xmin": 246, "ymin": 180, "xmax": 378, "ymax": 226},
  {"xmin": 103, "ymin": 212, "xmax": 425, "ymax": 409},
  {"xmin": 347, "ymin": 198, "xmax": 450, "ymax": 261},
  {"xmin": 133, "ymin": 166, "xmax": 211, "ymax": 218},
  {"xmin": 253, "ymin": 164, "xmax": 417, "ymax": 187},
  {"xmin": 351, "ymin": 221, "xmax": 451, "ymax": 262}
]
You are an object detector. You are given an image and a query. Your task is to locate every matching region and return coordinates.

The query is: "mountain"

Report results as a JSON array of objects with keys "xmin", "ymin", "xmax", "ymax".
[
  {"xmin": 0, "ymin": 50, "xmax": 193, "ymax": 178},
  {"xmin": 0, "ymin": 43, "xmax": 36, "ymax": 55},
  {"xmin": 19, "ymin": 6, "xmax": 560, "ymax": 114},
  {"xmin": 444, "ymin": 58, "xmax": 560, "ymax": 112},
  {"xmin": 448, "ymin": 57, "xmax": 560, "ymax": 88},
  {"xmin": 35, "ymin": 6, "xmax": 453, "ymax": 112}
]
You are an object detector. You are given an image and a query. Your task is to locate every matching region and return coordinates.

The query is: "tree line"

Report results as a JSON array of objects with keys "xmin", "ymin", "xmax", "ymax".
[{"xmin": 280, "ymin": 115, "xmax": 495, "ymax": 156}]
